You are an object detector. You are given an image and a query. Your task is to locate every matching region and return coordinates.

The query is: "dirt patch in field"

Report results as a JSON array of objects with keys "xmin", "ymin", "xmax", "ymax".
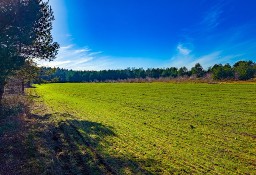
[{"xmin": 241, "ymin": 132, "xmax": 256, "ymax": 139}]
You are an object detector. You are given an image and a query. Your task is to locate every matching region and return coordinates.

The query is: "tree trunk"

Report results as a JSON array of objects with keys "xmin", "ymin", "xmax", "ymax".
[
  {"xmin": 21, "ymin": 80, "xmax": 25, "ymax": 94},
  {"xmin": 0, "ymin": 82, "xmax": 5, "ymax": 114}
]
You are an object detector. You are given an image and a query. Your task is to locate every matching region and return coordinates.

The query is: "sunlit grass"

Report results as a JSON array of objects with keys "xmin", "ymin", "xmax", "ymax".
[{"xmin": 34, "ymin": 83, "xmax": 256, "ymax": 174}]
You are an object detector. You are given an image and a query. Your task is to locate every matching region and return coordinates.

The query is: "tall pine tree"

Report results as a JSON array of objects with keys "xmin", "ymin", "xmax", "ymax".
[{"xmin": 0, "ymin": 0, "xmax": 59, "ymax": 107}]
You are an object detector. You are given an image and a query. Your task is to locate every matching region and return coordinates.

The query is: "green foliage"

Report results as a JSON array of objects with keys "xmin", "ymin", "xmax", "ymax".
[
  {"xmin": 178, "ymin": 66, "xmax": 189, "ymax": 77},
  {"xmin": 15, "ymin": 60, "xmax": 40, "ymax": 85},
  {"xmin": 0, "ymin": 0, "xmax": 59, "ymax": 102},
  {"xmin": 233, "ymin": 61, "xmax": 255, "ymax": 80},
  {"xmin": 34, "ymin": 83, "xmax": 256, "ymax": 174},
  {"xmin": 212, "ymin": 64, "xmax": 234, "ymax": 80},
  {"xmin": 37, "ymin": 61, "xmax": 256, "ymax": 83},
  {"xmin": 191, "ymin": 63, "xmax": 205, "ymax": 77}
]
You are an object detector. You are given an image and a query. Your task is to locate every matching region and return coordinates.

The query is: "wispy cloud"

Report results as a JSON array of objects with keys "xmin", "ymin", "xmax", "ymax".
[
  {"xmin": 180, "ymin": 1, "xmax": 226, "ymax": 39},
  {"xmin": 169, "ymin": 42, "xmax": 243, "ymax": 69},
  {"xmin": 38, "ymin": 43, "xmax": 168, "ymax": 70},
  {"xmin": 189, "ymin": 52, "xmax": 244, "ymax": 68},
  {"xmin": 169, "ymin": 43, "xmax": 194, "ymax": 68},
  {"xmin": 42, "ymin": 60, "xmax": 72, "ymax": 67},
  {"xmin": 200, "ymin": 0, "xmax": 230, "ymax": 32},
  {"xmin": 177, "ymin": 44, "xmax": 191, "ymax": 55},
  {"xmin": 201, "ymin": 5, "xmax": 223, "ymax": 30},
  {"xmin": 38, "ymin": 45, "xmax": 113, "ymax": 70},
  {"xmin": 187, "ymin": 51, "xmax": 221, "ymax": 68}
]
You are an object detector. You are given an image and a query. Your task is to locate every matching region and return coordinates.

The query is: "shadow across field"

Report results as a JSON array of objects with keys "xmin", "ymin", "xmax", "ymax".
[
  {"xmin": 0, "ymin": 105, "xmax": 35, "ymax": 175},
  {"xmin": 9, "ymin": 111, "xmax": 156, "ymax": 175}
]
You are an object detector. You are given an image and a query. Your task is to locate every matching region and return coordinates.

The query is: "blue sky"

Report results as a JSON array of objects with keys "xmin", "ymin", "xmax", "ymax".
[{"xmin": 40, "ymin": 0, "xmax": 256, "ymax": 70}]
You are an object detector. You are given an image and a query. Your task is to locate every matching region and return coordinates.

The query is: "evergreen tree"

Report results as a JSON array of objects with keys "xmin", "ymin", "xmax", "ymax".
[
  {"xmin": 0, "ymin": 0, "xmax": 59, "ymax": 105},
  {"xmin": 233, "ymin": 61, "xmax": 255, "ymax": 80},
  {"xmin": 191, "ymin": 63, "xmax": 205, "ymax": 78}
]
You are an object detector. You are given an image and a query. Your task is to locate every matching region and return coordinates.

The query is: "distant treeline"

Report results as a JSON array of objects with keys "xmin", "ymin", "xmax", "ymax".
[{"xmin": 39, "ymin": 60, "xmax": 256, "ymax": 83}]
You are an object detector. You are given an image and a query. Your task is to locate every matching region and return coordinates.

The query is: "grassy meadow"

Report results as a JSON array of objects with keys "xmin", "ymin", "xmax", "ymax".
[{"xmin": 32, "ymin": 83, "xmax": 256, "ymax": 174}]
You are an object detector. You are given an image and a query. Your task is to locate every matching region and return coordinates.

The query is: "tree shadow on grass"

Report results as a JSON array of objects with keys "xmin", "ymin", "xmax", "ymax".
[
  {"xmin": 22, "ymin": 112, "xmax": 158, "ymax": 175},
  {"xmin": 0, "ymin": 106, "xmax": 33, "ymax": 175}
]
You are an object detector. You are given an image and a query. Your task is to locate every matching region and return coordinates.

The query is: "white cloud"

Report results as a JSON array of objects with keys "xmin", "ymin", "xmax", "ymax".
[
  {"xmin": 74, "ymin": 49, "xmax": 89, "ymax": 54},
  {"xmin": 190, "ymin": 52, "xmax": 245, "ymax": 68},
  {"xmin": 38, "ymin": 45, "xmax": 111, "ymax": 70},
  {"xmin": 187, "ymin": 51, "xmax": 221, "ymax": 68},
  {"xmin": 40, "ymin": 60, "xmax": 72, "ymax": 67},
  {"xmin": 177, "ymin": 44, "xmax": 191, "ymax": 55},
  {"xmin": 60, "ymin": 45, "xmax": 73, "ymax": 49},
  {"xmin": 169, "ymin": 41, "xmax": 243, "ymax": 69},
  {"xmin": 168, "ymin": 43, "xmax": 194, "ymax": 67},
  {"xmin": 169, "ymin": 48, "xmax": 243, "ymax": 69}
]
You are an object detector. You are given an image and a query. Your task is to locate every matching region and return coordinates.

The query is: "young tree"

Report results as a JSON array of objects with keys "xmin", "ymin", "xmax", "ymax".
[
  {"xmin": 233, "ymin": 61, "xmax": 255, "ymax": 80},
  {"xmin": 0, "ymin": 0, "xmax": 59, "ymax": 106},
  {"xmin": 211, "ymin": 64, "xmax": 234, "ymax": 80},
  {"xmin": 191, "ymin": 63, "xmax": 205, "ymax": 78},
  {"xmin": 178, "ymin": 66, "xmax": 188, "ymax": 77},
  {"xmin": 15, "ymin": 60, "xmax": 40, "ymax": 92}
]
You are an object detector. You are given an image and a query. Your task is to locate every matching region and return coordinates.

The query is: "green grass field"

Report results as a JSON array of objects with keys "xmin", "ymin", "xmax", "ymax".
[{"xmin": 33, "ymin": 83, "xmax": 256, "ymax": 174}]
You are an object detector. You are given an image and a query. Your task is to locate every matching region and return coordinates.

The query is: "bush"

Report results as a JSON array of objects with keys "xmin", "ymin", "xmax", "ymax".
[
  {"xmin": 212, "ymin": 64, "xmax": 234, "ymax": 80},
  {"xmin": 233, "ymin": 61, "xmax": 255, "ymax": 80}
]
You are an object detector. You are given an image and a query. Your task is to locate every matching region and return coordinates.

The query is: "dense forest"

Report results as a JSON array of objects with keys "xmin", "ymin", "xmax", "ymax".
[{"xmin": 38, "ymin": 60, "xmax": 256, "ymax": 83}]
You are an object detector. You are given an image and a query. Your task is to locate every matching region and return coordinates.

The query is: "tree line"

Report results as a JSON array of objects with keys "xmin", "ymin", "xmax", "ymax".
[{"xmin": 38, "ymin": 60, "xmax": 256, "ymax": 83}]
